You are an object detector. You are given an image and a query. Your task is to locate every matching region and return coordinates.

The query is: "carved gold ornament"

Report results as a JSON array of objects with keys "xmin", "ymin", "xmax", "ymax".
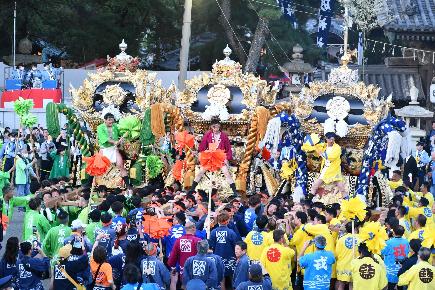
[
  {"xmin": 177, "ymin": 45, "xmax": 277, "ymax": 124},
  {"xmin": 70, "ymin": 69, "xmax": 171, "ymax": 132}
]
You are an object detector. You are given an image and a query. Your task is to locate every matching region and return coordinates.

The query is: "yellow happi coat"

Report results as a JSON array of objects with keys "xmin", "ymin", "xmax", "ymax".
[{"xmin": 302, "ymin": 142, "xmax": 343, "ymax": 184}]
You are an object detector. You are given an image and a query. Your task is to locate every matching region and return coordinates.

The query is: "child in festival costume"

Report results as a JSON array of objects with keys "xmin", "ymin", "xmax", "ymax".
[
  {"xmin": 97, "ymin": 112, "xmax": 129, "ymax": 186},
  {"xmin": 302, "ymin": 132, "xmax": 345, "ymax": 197},
  {"xmin": 190, "ymin": 118, "xmax": 237, "ymax": 195}
]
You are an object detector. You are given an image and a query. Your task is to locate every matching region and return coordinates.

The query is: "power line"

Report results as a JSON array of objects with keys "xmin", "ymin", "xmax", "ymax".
[
  {"xmin": 246, "ymin": 0, "xmax": 293, "ymax": 64},
  {"xmin": 249, "ymin": 0, "xmax": 320, "ymax": 18},
  {"xmin": 214, "ymin": 0, "xmax": 248, "ymax": 57}
]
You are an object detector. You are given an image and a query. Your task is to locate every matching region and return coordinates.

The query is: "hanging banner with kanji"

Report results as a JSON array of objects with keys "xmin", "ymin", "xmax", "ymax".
[
  {"xmin": 276, "ymin": 0, "xmax": 298, "ymax": 28},
  {"xmin": 316, "ymin": 0, "xmax": 335, "ymax": 48}
]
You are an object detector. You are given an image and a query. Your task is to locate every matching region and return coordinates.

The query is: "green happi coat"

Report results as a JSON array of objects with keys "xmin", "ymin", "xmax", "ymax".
[
  {"xmin": 49, "ymin": 151, "xmax": 70, "ymax": 179},
  {"xmin": 1, "ymin": 194, "xmax": 33, "ymax": 221},
  {"xmin": 42, "ymin": 224, "xmax": 72, "ymax": 258},
  {"xmin": 97, "ymin": 123, "xmax": 120, "ymax": 148},
  {"xmin": 23, "ymin": 209, "xmax": 51, "ymax": 242},
  {"xmin": 86, "ymin": 221, "xmax": 102, "ymax": 244}
]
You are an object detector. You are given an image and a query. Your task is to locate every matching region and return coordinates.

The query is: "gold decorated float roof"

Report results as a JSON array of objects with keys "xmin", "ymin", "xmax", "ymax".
[
  {"xmin": 289, "ymin": 50, "xmax": 393, "ymax": 138},
  {"xmin": 70, "ymin": 40, "xmax": 175, "ymax": 132},
  {"xmin": 177, "ymin": 45, "xmax": 278, "ymax": 125}
]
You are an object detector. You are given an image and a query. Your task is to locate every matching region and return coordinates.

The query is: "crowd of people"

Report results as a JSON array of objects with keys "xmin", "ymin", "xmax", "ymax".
[
  {"xmin": 8, "ymin": 62, "xmax": 63, "ymax": 89},
  {"xmin": 0, "ymin": 121, "xmax": 433, "ymax": 290}
]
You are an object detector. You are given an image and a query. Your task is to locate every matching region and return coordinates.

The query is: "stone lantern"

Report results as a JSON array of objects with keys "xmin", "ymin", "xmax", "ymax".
[
  {"xmin": 395, "ymin": 79, "xmax": 434, "ymax": 150},
  {"xmin": 279, "ymin": 44, "xmax": 314, "ymax": 98}
]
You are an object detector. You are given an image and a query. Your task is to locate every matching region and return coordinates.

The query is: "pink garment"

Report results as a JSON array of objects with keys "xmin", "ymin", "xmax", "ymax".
[
  {"xmin": 198, "ymin": 130, "xmax": 233, "ymax": 160},
  {"xmin": 167, "ymin": 234, "xmax": 202, "ymax": 269}
]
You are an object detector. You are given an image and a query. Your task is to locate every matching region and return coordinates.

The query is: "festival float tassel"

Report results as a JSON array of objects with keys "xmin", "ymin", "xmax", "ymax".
[
  {"xmin": 118, "ymin": 116, "xmax": 141, "ymax": 141},
  {"xmin": 261, "ymin": 146, "xmax": 271, "ymax": 161},
  {"xmin": 199, "ymin": 149, "xmax": 226, "ymax": 172},
  {"xmin": 359, "ymin": 221, "xmax": 388, "ymax": 255},
  {"xmin": 146, "ymin": 155, "xmax": 164, "ymax": 179},
  {"xmin": 341, "ymin": 196, "xmax": 367, "ymax": 257},
  {"xmin": 83, "ymin": 153, "xmax": 111, "ymax": 176},
  {"xmin": 173, "ymin": 160, "xmax": 186, "ymax": 182},
  {"xmin": 280, "ymin": 159, "xmax": 297, "ymax": 180},
  {"xmin": 13, "ymin": 97, "xmax": 33, "ymax": 116},
  {"xmin": 175, "ymin": 131, "xmax": 195, "ymax": 154},
  {"xmin": 341, "ymin": 197, "xmax": 367, "ymax": 222},
  {"xmin": 142, "ymin": 214, "xmax": 172, "ymax": 239}
]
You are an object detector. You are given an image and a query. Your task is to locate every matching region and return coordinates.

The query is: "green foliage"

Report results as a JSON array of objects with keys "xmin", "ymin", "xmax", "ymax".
[{"xmin": 0, "ymin": 0, "xmax": 183, "ymax": 63}]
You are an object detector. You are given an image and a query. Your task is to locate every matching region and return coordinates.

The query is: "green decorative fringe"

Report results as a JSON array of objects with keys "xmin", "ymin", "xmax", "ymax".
[
  {"xmin": 140, "ymin": 108, "xmax": 155, "ymax": 146},
  {"xmin": 146, "ymin": 155, "xmax": 163, "ymax": 179},
  {"xmin": 46, "ymin": 102, "xmax": 60, "ymax": 137}
]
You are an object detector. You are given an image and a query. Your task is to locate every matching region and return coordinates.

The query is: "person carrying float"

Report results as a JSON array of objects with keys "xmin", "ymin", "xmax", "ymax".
[
  {"xmin": 190, "ymin": 117, "xmax": 237, "ymax": 195},
  {"xmin": 97, "ymin": 112, "xmax": 129, "ymax": 187},
  {"xmin": 302, "ymin": 132, "xmax": 345, "ymax": 196}
]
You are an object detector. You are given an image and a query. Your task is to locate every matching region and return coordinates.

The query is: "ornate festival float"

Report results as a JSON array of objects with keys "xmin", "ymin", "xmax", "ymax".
[
  {"xmin": 44, "ymin": 38, "xmax": 411, "ymax": 206},
  {"xmin": 47, "ymin": 40, "xmax": 180, "ymax": 188},
  {"xmin": 258, "ymin": 46, "xmax": 410, "ymax": 206}
]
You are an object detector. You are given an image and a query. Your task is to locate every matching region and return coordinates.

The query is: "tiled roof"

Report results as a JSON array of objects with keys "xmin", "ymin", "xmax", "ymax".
[
  {"xmin": 379, "ymin": 0, "xmax": 435, "ymax": 36},
  {"xmin": 320, "ymin": 64, "xmax": 425, "ymax": 101}
]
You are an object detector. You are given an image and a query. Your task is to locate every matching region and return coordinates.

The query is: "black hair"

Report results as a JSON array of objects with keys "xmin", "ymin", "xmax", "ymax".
[
  {"xmin": 273, "ymin": 229, "xmax": 285, "ymax": 243},
  {"xmin": 419, "ymin": 197, "xmax": 429, "ymax": 207},
  {"xmin": 312, "ymin": 202, "xmax": 325, "ymax": 211},
  {"xmin": 325, "ymin": 207, "xmax": 337, "ymax": 218},
  {"xmin": 28, "ymin": 198, "xmax": 41, "ymax": 210},
  {"xmin": 2, "ymin": 186, "xmax": 14, "ymax": 196},
  {"xmin": 89, "ymin": 209, "xmax": 102, "ymax": 222},
  {"xmin": 358, "ymin": 242, "xmax": 378, "ymax": 264},
  {"xmin": 307, "ymin": 209, "xmax": 318, "ymax": 221},
  {"xmin": 236, "ymin": 241, "xmax": 247, "ymax": 251},
  {"xmin": 103, "ymin": 113, "xmax": 115, "ymax": 120},
  {"xmin": 93, "ymin": 245, "xmax": 107, "ymax": 264},
  {"xmin": 396, "ymin": 206, "xmax": 407, "ymax": 217},
  {"xmin": 210, "ymin": 117, "xmax": 221, "ymax": 125},
  {"xmin": 386, "ymin": 217, "xmax": 399, "ymax": 229},
  {"xmin": 392, "ymin": 225, "xmax": 405, "ymax": 237},
  {"xmin": 20, "ymin": 241, "xmax": 32, "ymax": 255},
  {"xmin": 98, "ymin": 200, "xmax": 111, "ymax": 212},
  {"xmin": 345, "ymin": 222, "xmax": 353, "ymax": 234},
  {"xmin": 315, "ymin": 214, "xmax": 326, "ymax": 224},
  {"xmin": 3, "ymin": 237, "xmax": 19, "ymax": 264},
  {"xmin": 421, "ymin": 182, "xmax": 430, "ymax": 191},
  {"xmin": 295, "ymin": 211, "xmax": 308, "ymax": 224},
  {"xmin": 125, "ymin": 241, "xmax": 143, "ymax": 266},
  {"xmin": 111, "ymin": 201, "xmax": 124, "ymax": 214},
  {"xmin": 418, "ymin": 247, "xmax": 431, "ymax": 262},
  {"xmin": 416, "ymin": 214, "xmax": 427, "ymax": 227},
  {"xmin": 41, "ymin": 180, "xmax": 52, "ymax": 188},
  {"xmin": 123, "ymin": 264, "xmax": 141, "ymax": 284},
  {"xmin": 248, "ymin": 195, "xmax": 261, "ymax": 207},
  {"xmin": 255, "ymin": 215, "xmax": 269, "ymax": 230}
]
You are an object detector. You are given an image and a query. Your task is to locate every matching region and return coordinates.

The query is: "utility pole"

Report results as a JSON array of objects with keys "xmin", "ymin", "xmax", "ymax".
[
  {"xmin": 178, "ymin": 0, "xmax": 192, "ymax": 90},
  {"xmin": 13, "ymin": 1, "xmax": 17, "ymax": 67}
]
